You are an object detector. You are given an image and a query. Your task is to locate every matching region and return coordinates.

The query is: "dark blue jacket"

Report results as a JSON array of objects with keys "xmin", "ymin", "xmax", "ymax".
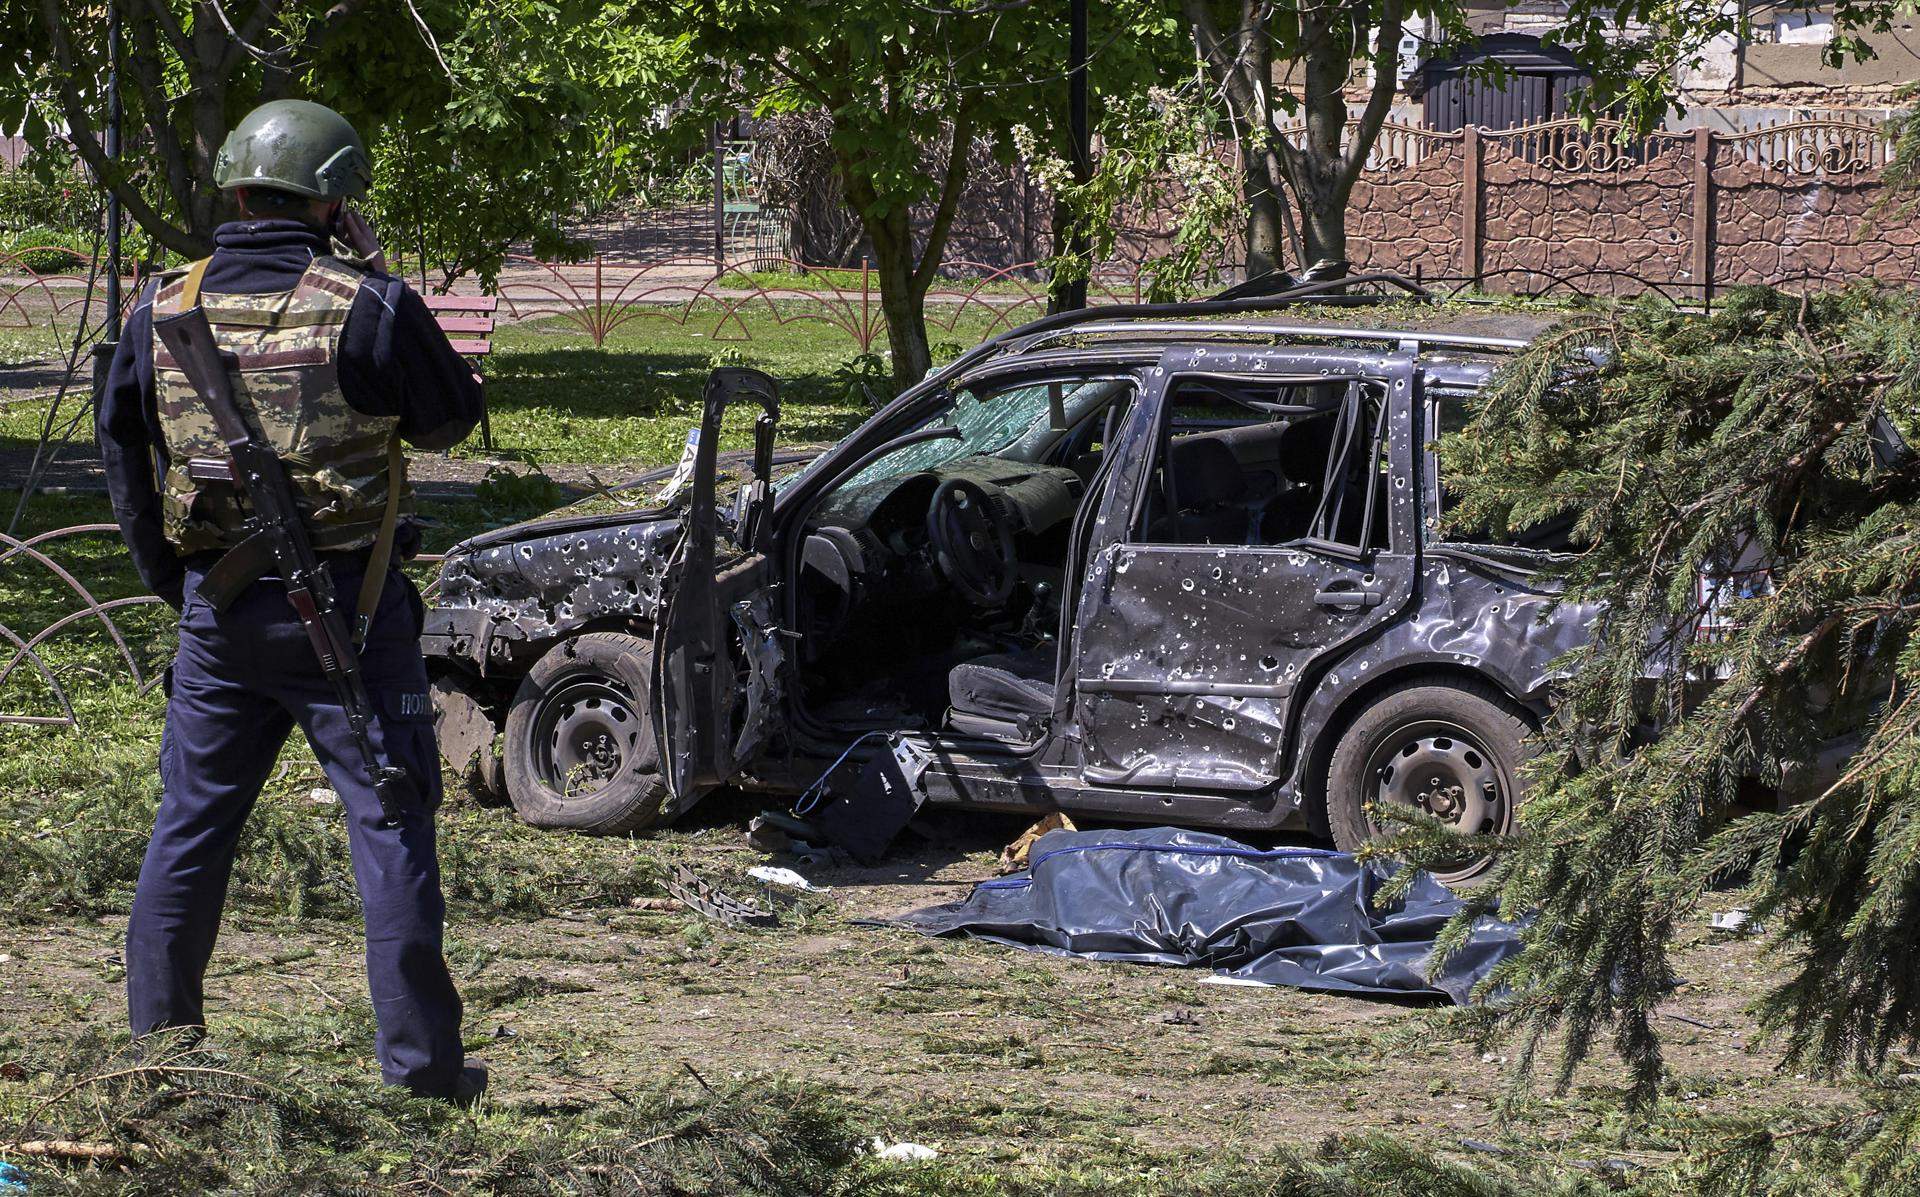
[{"xmin": 97, "ymin": 220, "xmax": 483, "ymax": 608}]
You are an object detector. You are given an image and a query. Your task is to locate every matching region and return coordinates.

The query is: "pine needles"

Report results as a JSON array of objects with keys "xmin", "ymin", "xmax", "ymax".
[
  {"xmin": 0, "ymin": 1027, "xmax": 861, "ymax": 1195},
  {"xmin": 1428, "ymin": 285, "xmax": 1920, "ymax": 1127}
]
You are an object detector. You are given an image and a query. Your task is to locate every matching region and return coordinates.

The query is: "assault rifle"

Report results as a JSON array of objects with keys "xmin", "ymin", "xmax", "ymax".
[{"xmin": 153, "ymin": 305, "xmax": 412, "ymax": 828}]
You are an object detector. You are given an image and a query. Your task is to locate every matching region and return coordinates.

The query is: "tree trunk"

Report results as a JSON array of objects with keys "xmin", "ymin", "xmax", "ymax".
[
  {"xmin": 1299, "ymin": 200, "xmax": 1348, "ymax": 269},
  {"xmin": 1046, "ymin": 190, "xmax": 1079, "ymax": 313},
  {"xmin": 1293, "ymin": 18, "xmax": 1353, "ymax": 273},
  {"xmin": 1242, "ymin": 151, "xmax": 1287, "ymax": 280},
  {"xmin": 867, "ymin": 209, "xmax": 932, "ymax": 387}
]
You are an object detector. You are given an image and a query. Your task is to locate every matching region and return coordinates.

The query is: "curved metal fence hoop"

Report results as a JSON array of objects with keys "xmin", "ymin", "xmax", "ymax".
[
  {"xmin": 0, "ymin": 619, "xmax": 79, "ymax": 727},
  {"xmin": 0, "ymin": 528, "xmax": 149, "ymax": 688},
  {"xmin": 0, "ymin": 250, "xmax": 87, "ymax": 329},
  {"xmin": 0, "ymin": 595, "xmax": 168, "ymax": 696},
  {"xmin": 923, "ymin": 261, "xmax": 1049, "ymax": 339},
  {"xmin": 1433, "ymin": 267, "xmax": 1687, "ymax": 304}
]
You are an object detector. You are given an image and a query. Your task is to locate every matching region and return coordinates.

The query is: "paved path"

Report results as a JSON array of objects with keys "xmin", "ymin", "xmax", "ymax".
[{"xmin": 0, "ymin": 444, "xmax": 655, "ymax": 502}]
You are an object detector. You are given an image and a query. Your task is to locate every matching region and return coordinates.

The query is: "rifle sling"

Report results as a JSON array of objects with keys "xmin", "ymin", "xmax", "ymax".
[
  {"xmin": 351, "ymin": 437, "xmax": 405, "ymax": 647},
  {"xmin": 179, "ymin": 255, "xmax": 211, "ymax": 310}
]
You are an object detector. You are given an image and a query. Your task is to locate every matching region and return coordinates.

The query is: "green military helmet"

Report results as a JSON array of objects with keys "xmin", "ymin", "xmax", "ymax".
[{"xmin": 214, "ymin": 100, "xmax": 372, "ymax": 201}]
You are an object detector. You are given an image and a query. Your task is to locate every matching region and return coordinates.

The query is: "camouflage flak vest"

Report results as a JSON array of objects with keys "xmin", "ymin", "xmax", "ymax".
[{"xmin": 151, "ymin": 255, "xmax": 411, "ymax": 555}]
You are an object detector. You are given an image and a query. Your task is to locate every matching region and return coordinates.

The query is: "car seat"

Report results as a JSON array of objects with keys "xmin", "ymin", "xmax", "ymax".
[{"xmin": 946, "ymin": 647, "xmax": 1056, "ymax": 740}]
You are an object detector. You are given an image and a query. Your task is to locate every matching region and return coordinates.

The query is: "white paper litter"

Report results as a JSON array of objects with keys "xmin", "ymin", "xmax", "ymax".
[{"xmin": 747, "ymin": 865, "xmax": 826, "ymax": 893}]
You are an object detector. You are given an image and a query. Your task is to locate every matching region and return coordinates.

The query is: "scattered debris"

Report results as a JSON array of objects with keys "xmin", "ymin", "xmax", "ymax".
[
  {"xmin": 627, "ymin": 896, "xmax": 683, "ymax": 911},
  {"xmin": 1572, "ymin": 1158, "xmax": 1640, "ymax": 1176},
  {"xmin": 1710, "ymin": 909, "xmax": 1761, "ymax": 934},
  {"xmin": 799, "ymin": 736, "xmax": 934, "ymax": 865},
  {"xmin": 746, "ymin": 815, "xmax": 793, "ymax": 854},
  {"xmin": 998, "ymin": 811, "xmax": 1076, "ymax": 874},
  {"xmin": 662, "ymin": 865, "xmax": 779, "ymax": 928},
  {"xmin": 746, "ymin": 865, "xmax": 826, "ymax": 893},
  {"xmin": 1149, "ymin": 1006, "xmax": 1203, "ymax": 1028},
  {"xmin": 870, "ymin": 1139, "xmax": 938, "ymax": 1162},
  {"xmin": 1459, "ymin": 1139, "xmax": 1510, "ymax": 1155},
  {"xmin": 3, "ymin": 1138, "xmax": 144, "ymax": 1160},
  {"xmin": 308, "ymin": 788, "xmax": 338, "ymax": 805}
]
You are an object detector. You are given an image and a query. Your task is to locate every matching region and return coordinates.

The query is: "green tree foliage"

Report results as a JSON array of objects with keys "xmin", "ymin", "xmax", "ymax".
[
  {"xmin": 654, "ymin": 0, "xmax": 1176, "ymax": 387},
  {"xmin": 2, "ymin": 1, "xmax": 683, "ymax": 282},
  {"xmin": 326, "ymin": 1, "xmax": 692, "ymax": 290},
  {"xmin": 1425, "ymin": 287, "xmax": 1920, "ymax": 1155},
  {"xmin": 3, "ymin": 0, "xmax": 382, "ymax": 255},
  {"xmin": 1018, "ymin": 76, "xmax": 1240, "ymax": 302},
  {"xmin": 1885, "ymin": 95, "xmax": 1920, "ymax": 202}
]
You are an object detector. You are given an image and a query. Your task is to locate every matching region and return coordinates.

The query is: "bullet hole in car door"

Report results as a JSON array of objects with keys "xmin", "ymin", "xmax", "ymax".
[{"xmin": 1074, "ymin": 373, "xmax": 1410, "ymax": 791}]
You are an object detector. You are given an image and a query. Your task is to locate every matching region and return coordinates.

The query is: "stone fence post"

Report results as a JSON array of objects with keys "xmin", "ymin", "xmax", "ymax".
[
  {"xmin": 1461, "ymin": 125, "xmax": 1483, "ymax": 286},
  {"xmin": 1693, "ymin": 126, "xmax": 1715, "ymax": 303}
]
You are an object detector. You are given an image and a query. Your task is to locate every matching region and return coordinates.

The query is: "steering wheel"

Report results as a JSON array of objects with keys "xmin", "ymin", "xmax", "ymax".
[{"xmin": 926, "ymin": 477, "xmax": 1019, "ymax": 607}]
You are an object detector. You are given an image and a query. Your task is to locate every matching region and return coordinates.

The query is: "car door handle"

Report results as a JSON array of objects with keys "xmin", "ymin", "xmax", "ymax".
[{"xmin": 1314, "ymin": 587, "xmax": 1384, "ymax": 610}]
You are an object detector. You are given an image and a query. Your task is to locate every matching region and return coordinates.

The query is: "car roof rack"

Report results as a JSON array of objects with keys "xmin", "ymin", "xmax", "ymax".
[
  {"xmin": 929, "ymin": 269, "xmax": 1443, "ymax": 387},
  {"xmin": 1208, "ymin": 265, "xmax": 1433, "ymax": 303}
]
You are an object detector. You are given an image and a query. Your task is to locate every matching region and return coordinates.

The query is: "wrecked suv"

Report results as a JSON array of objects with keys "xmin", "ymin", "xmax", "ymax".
[{"xmin": 424, "ymin": 277, "xmax": 1588, "ymax": 883}]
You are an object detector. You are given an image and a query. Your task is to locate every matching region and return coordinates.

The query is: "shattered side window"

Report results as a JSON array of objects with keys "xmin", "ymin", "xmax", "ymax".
[{"xmin": 1134, "ymin": 379, "xmax": 1388, "ymax": 551}]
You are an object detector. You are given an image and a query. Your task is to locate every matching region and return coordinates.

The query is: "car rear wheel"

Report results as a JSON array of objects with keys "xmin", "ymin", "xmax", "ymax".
[
  {"xmin": 503, "ymin": 632, "xmax": 670, "ymax": 835},
  {"xmin": 1324, "ymin": 679, "xmax": 1534, "ymax": 886}
]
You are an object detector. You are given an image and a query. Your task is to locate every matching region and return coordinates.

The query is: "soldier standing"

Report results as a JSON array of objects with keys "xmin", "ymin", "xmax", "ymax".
[{"xmin": 96, "ymin": 101, "xmax": 486, "ymax": 1101}]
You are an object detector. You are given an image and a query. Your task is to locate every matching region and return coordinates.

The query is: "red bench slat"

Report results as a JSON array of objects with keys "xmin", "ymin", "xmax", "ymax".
[
  {"xmin": 421, "ymin": 295, "xmax": 498, "ymax": 312},
  {"xmin": 447, "ymin": 338, "xmax": 492, "ymax": 356},
  {"xmin": 433, "ymin": 315, "xmax": 496, "ymax": 333}
]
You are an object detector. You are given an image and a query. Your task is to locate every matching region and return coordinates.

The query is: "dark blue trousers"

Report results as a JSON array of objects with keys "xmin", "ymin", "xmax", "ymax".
[{"xmin": 126, "ymin": 559, "xmax": 466, "ymax": 1094}]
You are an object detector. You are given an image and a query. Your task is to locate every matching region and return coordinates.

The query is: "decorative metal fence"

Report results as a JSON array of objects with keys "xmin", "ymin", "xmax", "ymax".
[
  {"xmin": 0, "ymin": 524, "xmax": 168, "ymax": 728},
  {"xmin": 490, "ymin": 255, "xmax": 1166, "ymax": 352}
]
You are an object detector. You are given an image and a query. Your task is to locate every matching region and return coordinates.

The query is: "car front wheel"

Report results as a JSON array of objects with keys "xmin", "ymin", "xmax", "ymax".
[
  {"xmin": 1324, "ymin": 679, "xmax": 1534, "ymax": 886},
  {"xmin": 502, "ymin": 632, "xmax": 670, "ymax": 835}
]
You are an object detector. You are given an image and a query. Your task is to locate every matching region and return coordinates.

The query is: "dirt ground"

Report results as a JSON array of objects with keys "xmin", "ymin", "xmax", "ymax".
[{"xmin": 0, "ymin": 805, "xmax": 1840, "ymax": 1175}]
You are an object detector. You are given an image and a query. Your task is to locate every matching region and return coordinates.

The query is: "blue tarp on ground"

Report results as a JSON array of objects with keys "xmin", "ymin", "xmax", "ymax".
[{"xmin": 887, "ymin": 827, "xmax": 1522, "ymax": 1004}]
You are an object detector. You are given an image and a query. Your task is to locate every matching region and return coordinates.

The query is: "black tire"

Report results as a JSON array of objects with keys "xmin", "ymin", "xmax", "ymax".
[
  {"xmin": 1323, "ymin": 678, "xmax": 1534, "ymax": 886},
  {"xmin": 503, "ymin": 632, "xmax": 670, "ymax": 835}
]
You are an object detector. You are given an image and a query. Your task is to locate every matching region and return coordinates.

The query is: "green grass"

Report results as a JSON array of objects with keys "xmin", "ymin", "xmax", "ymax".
[
  {"xmin": 469, "ymin": 302, "xmax": 1011, "ymax": 467},
  {"xmin": 0, "ymin": 323, "xmax": 73, "ymax": 369},
  {"xmin": 2, "ymin": 312, "xmax": 1914, "ymax": 1193},
  {"xmin": 0, "ymin": 301, "xmax": 1010, "ymax": 467}
]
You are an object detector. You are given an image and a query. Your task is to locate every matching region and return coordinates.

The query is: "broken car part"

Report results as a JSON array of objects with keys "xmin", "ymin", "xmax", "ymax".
[{"xmin": 662, "ymin": 864, "xmax": 779, "ymax": 929}]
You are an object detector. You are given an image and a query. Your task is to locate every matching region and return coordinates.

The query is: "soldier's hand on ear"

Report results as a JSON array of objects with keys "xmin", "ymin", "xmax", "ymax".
[{"xmin": 338, "ymin": 207, "xmax": 389, "ymax": 275}]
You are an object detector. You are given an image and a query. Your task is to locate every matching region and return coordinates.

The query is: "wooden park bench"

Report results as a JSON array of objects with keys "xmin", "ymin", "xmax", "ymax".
[{"xmin": 422, "ymin": 294, "xmax": 497, "ymax": 451}]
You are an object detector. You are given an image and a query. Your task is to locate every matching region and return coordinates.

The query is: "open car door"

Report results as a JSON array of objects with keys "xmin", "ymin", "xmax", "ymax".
[{"xmin": 654, "ymin": 367, "xmax": 786, "ymax": 815}]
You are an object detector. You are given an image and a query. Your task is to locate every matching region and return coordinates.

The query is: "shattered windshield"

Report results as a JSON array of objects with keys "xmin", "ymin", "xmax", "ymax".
[{"xmin": 837, "ymin": 380, "xmax": 1117, "ymax": 490}]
